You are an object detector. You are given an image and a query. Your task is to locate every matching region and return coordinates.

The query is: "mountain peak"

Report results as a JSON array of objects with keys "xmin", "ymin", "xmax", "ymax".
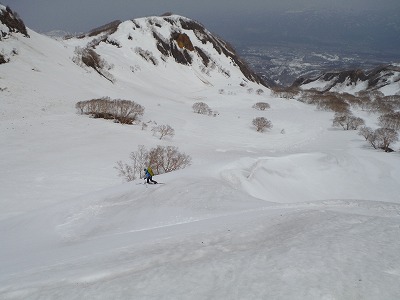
[{"xmin": 68, "ymin": 14, "xmax": 267, "ymax": 87}]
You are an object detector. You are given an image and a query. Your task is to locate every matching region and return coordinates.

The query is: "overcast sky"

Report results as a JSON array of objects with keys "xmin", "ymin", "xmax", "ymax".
[
  {"xmin": 1, "ymin": 0, "xmax": 399, "ymax": 33},
  {"xmin": 1, "ymin": 0, "xmax": 399, "ymax": 54}
]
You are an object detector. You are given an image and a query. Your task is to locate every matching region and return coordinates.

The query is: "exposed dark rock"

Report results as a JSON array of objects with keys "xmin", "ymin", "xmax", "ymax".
[
  {"xmin": 78, "ymin": 20, "xmax": 122, "ymax": 38},
  {"xmin": 0, "ymin": 53, "xmax": 7, "ymax": 64},
  {"xmin": 0, "ymin": 6, "xmax": 29, "ymax": 38},
  {"xmin": 172, "ymin": 32, "xmax": 194, "ymax": 51},
  {"xmin": 194, "ymin": 46, "xmax": 210, "ymax": 67}
]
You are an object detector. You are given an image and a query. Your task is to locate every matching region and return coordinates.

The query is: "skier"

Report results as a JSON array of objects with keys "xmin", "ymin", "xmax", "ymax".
[{"xmin": 144, "ymin": 167, "xmax": 157, "ymax": 184}]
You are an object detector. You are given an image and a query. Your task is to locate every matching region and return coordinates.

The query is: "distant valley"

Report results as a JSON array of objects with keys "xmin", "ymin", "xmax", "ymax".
[{"xmin": 237, "ymin": 43, "xmax": 399, "ymax": 86}]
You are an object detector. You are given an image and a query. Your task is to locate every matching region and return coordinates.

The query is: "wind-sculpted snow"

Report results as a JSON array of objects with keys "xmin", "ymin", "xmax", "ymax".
[{"xmin": 221, "ymin": 151, "xmax": 400, "ymax": 204}]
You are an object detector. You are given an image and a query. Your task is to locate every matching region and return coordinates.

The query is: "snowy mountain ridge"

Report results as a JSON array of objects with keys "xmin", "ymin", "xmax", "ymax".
[
  {"xmin": 1, "ymin": 5, "xmax": 400, "ymax": 299},
  {"xmin": 63, "ymin": 14, "xmax": 267, "ymax": 86},
  {"xmin": 293, "ymin": 64, "xmax": 400, "ymax": 94}
]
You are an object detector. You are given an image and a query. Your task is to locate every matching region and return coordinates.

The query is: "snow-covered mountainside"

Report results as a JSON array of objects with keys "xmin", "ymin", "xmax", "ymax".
[
  {"xmin": 1, "ymin": 5, "xmax": 400, "ymax": 299},
  {"xmin": 293, "ymin": 64, "xmax": 400, "ymax": 95},
  {"xmin": 65, "ymin": 14, "xmax": 266, "ymax": 87}
]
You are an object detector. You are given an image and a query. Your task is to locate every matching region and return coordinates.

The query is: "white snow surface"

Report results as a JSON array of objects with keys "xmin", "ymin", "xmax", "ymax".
[{"xmin": 1, "ymin": 16, "xmax": 400, "ymax": 299}]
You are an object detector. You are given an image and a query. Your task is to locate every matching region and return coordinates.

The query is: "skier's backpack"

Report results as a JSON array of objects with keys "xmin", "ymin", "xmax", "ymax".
[{"xmin": 148, "ymin": 167, "xmax": 154, "ymax": 176}]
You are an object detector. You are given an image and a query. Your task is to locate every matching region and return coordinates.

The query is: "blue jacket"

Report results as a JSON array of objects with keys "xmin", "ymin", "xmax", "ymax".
[{"xmin": 144, "ymin": 169, "xmax": 151, "ymax": 178}]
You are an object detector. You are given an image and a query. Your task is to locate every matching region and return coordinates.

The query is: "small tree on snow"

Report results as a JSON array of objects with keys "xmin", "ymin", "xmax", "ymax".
[
  {"xmin": 332, "ymin": 112, "xmax": 365, "ymax": 130},
  {"xmin": 358, "ymin": 126, "xmax": 374, "ymax": 141},
  {"xmin": 252, "ymin": 102, "xmax": 270, "ymax": 111},
  {"xmin": 378, "ymin": 112, "xmax": 400, "ymax": 131},
  {"xmin": 152, "ymin": 124, "xmax": 175, "ymax": 140},
  {"xmin": 192, "ymin": 102, "xmax": 212, "ymax": 115},
  {"xmin": 363, "ymin": 128, "xmax": 398, "ymax": 152},
  {"xmin": 252, "ymin": 117, "xmax": 273, "ymax": 132},
  {"xmin": 373, "ymin": 128, "xmax": 398, "ymax": 152}
]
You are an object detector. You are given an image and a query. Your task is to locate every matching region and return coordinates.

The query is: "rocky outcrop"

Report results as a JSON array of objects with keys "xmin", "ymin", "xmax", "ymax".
[{"xmin": 0, "ymin": 5, "xmax": 29, "ymax": 39}]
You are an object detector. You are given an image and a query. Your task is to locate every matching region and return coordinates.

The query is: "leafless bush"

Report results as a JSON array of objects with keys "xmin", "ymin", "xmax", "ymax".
[
  {"xmin": 252, "ymin": 102, "xmax": 270, "ymax": 111},
  {"xmin": 151, "ymin": 124, "xmax": 175, "ymax": 140},
  {"xmin": 316, "ymin": 93, "xmax": 349, "ymax": 113},
  {"xmin": 368, "ymin": 97, "xmax": 394, "ymax": 114},
  {"xmin": 378, "ymin": 112, "xmax": 400, "ymax": 131},
  {"xmin": 366, "ymin": 128, "xmax": 399, "ymax": 152},
  {"xmin": 115, "ymin": 145, "xmax": 191, "ymax": 181},
  {"xmin": 252, "ymin": 117, "xmax": 273, "ymax": 132},
  {"xmin": 76, "ymin": 97, "xmax": 144, "ymax": 124},
  {"xmin": 192, "ymin": 102, "xmax": 213, "ymax": 115},
  {"xmin": 141, "ymin": 122, "xmax": 148, "ymax": 130},
  {"xmin": 358, "ymin": 126, "xmax": 374, "ymax": 141},
  {"xmin": 115, "ymin": 145, "xmax": 148, "ymax": 181},
  {"xmin": 332, "ymin": 112, "xmax": 365, "ymax": 130},
  {"xmin": 382, "ymin": 95, "xmax": 400, "ymax": 110},
  {"xmin": 272, "ymin": 87, "xmax": 300, "ymax": 99},
  {"xmin": 256, "ymin": 88, "xmax": 264, "ymax": 95},
  {"xmin": 148, "ymin": 145, "xmax": 192, "ymax": 174},
  {"xmin": 115, "ymin": 161, "xmax": 135, "ymax": 181},
  {"xmin": 340, "ymin": 92, "xmax": 363, "ymax": 108}
]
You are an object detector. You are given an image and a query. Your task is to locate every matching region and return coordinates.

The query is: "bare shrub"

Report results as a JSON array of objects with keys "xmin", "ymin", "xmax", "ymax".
[
  {"xmin": 272, "ymin": 87, "xmax": 300, "ymax": 99},
  {"xmin": 252, "ymin": 102, "xmax": 270, "ymax": 111},
  {"xmin": 115, "ymin": 145, "xmax": 191, "ymax": 181},
  {"xmin": 382, "ymin": 95, "xmax": 400, "ymax": 110},
  {"xmin": 317, "ymin": 93, "xmax": 349, "ymax": 113},
  {"xmin": 367, "ymin": 128, "xmax": 399, "ymax": 152},
  {"xmin": 148, "ymin": 145, "xmax": 192, "ymax": 174},
  {"xmin": 378, "ymin": 112, "xmax": 400, "ymax": 131},
  {"xmin": 115, "ymin": 145, "xmax": 148, "ymax": 181},
  {"xmin": 252, "ymin": 117, "xmax": 273, "ymax": 132},
  {"xmin": 115, "ymin": 161, "xmax": 135, "ymax": 181},
  {"xmin": 256, "ymin": 89, "xmax": 264, "ymax": 95},
  {"xmin": 76, "ymin": 97, "xmax": 144, "ymax": 124},
  {"xmin": 358, "ymin": 96, "xmax": 372, "ymax": 111},
  {"xmin": 368, "ymin": 97, "xmax": 394, "ymax": 114},
  {"xmin": 113, "ymin": 100, "xmax": 145, "ymax": 124},
  {"xmin": 358, "ymin": 126, "xmax": 374, "ymax": 141},
  {"xmin": 152, "ymin": 124, "xmax": 175, "ymax": 140},
  {"xmin": 192, "ymin": 102, "xmax": 212, "ymax": 115},
  {"xmin": 332, "ymin": 112, "xmax": 365, "ymax": 130}
]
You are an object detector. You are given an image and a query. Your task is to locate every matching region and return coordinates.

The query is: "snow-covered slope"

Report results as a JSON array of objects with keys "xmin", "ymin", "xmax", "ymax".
[
  {"xmin": 294, "ymin": 64, "xmax": 400, "ymax": 95},
  {"xmin": 1, "ymin": 6, "xmax": 400, "ymax": 299}
]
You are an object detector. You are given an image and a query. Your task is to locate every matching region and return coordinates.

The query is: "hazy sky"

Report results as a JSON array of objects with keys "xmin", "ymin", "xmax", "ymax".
[
  {"xmin": 1, "ymin": 0, "xmax": 399, "ymax": 33},
  {"xmin": 1, "ymin": 0, "xmax": 400, "ymax": 53}
]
